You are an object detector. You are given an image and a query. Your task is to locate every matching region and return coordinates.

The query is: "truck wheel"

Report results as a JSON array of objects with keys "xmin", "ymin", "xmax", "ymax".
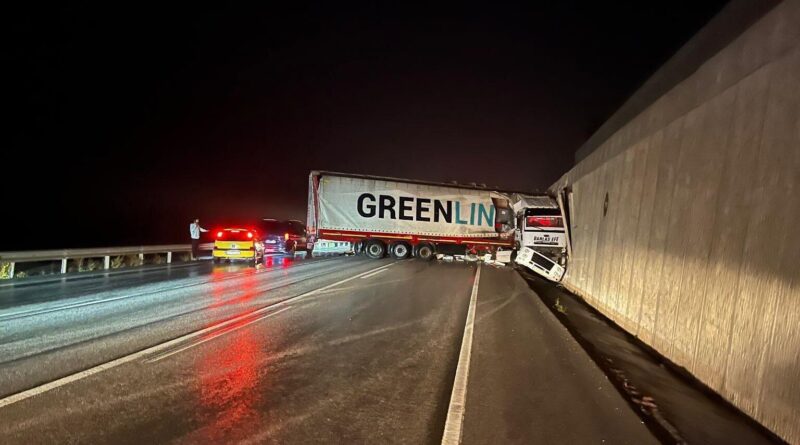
[
  {"xmin": 365, "ymin": 240, "xmax": 386, "ymax": 259},
  {"xmin": 415, "ymin": 243, "xmax": 435, "ymax": 261},
  {"xmin": 390, "ymin": 242, "xmax": 411, "ymax": 260},
  {"xmin": 353, "ymin": 241, "xmax": 363, "ymax": 255}
]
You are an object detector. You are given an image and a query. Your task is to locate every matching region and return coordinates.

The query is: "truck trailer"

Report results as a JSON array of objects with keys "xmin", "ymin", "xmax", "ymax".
[{"xmin": 306, "ymin": 171, "xmax": 517, "ymax": 260}]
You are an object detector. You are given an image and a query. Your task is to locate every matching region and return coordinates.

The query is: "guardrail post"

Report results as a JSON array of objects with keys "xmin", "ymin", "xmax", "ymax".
[
  {"xmin": 104, "ymin": 256, "xmax": 110, "ymax": 270},
  {"xmin": 167, "ymin": 252, "xmax": 172, "ymax": 264},
  {"xmin": 61, "ymin": 258, "xmax": 68, "ymax": 274}
]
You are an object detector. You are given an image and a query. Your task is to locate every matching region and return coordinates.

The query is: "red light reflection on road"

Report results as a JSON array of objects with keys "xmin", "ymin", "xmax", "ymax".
[
  {"xmin": 261, "ymin": 254, "xmax": 294, "ymax": 270},
  {"xmin": 192, "ymin": 270, "xmax": 271, "ymax": 443},
  {"xmin": 208, "ymin": 267, "xmax": 258, "ymax": 309},
  {"xmin": 194, "ymin": 324, "xmax": 262, "ymax": 443}
]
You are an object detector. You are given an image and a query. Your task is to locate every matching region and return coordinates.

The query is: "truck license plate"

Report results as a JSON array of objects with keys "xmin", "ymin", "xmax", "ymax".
[{"xmin": 226, "ymin": 250, "xmax": 241, "ymax": 255}]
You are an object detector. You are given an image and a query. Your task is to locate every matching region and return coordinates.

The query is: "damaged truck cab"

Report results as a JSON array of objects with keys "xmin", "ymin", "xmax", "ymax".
[{"xmin": 511, "ymin": 194, "xmax": 567, "ymax": 281}]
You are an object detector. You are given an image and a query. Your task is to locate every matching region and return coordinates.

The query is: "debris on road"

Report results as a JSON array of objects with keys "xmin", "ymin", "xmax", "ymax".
[{"xmin": 495, "ymin": 249, "xmax": 512, "ymax": 264}]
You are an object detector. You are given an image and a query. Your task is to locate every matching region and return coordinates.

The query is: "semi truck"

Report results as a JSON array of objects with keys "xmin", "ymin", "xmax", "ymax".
[{"xmin": 306, "ymin": 171, "xmax": 567, "ymax": 280}]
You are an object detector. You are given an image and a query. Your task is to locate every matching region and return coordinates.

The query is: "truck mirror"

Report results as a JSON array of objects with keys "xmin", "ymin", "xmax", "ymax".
[{"xmin": 495, "ymin": 207, "xmax": 512, "ymax": 225}]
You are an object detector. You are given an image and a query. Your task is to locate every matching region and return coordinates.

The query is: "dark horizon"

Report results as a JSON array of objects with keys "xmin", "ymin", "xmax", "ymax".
[{"xmin": 6, "ymin": 2, "xmax": 728, "ymax": 250}]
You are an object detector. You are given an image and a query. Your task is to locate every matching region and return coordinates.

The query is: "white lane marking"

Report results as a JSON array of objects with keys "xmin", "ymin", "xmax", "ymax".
[
  {"xmin": 0, "ymin": 294, "xmax": 136, "ymax": 320},
  {"xmin": 441, "ymin": 263, "xmax": 481, "ymax": 445},
  {"xmin": 0, "ymin": 270, "xmax": 271, "ymax": 320},
  {"xmin": 145, "ymin": 306, "xmax": 291, "ymax": 363},
  {"xmin": 0, "ymin": 262, "xmax": 394, "ymax": 409},
  {"xmin": 360, "ymin": 268, "xmax": 388, "ymax": 279}
]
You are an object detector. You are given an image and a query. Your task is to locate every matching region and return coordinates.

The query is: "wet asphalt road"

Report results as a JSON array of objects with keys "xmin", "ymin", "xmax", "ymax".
[{"xmin": 0, "ymin": 256, "xmax": 657, "ymax": 444}]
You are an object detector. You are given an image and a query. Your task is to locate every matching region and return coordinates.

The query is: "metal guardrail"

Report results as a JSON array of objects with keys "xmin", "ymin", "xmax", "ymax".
[{"xmin": 0, "ymin": 243, "xmax": 214, "ymax": 279}]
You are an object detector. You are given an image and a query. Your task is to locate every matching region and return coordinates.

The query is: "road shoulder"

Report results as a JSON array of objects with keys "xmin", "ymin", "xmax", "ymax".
[{"xmin": 461, "ymin": 265, "xmax": 658, "ymax": 444}]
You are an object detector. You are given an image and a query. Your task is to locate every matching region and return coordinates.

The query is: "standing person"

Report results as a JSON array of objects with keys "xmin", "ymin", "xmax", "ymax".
[{"xmin": 189, "ymin": 219, "xmax": 208, "ymax": 260}]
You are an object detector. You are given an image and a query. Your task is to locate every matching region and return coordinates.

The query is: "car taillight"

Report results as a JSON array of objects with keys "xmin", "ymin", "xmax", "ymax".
[
  {"xmin": 284, "ymin": 232, "xmax": 289, "ymax": 241},
  {"xmin": 247, "ymin": 232, "xmax": 253, "ymax": 239},
  {"xmin": 217, "ymin": 231, "xmax": 224, "ymax": 238}
]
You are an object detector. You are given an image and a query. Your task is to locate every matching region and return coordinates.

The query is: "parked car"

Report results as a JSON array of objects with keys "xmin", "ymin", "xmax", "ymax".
[
  {"xmin": 212, "ymin": 228, "xmax": 264, "ymax": 265},
  {"xmin": 258, "ymin": 219, "xmax": 309, "ymax": 254}
]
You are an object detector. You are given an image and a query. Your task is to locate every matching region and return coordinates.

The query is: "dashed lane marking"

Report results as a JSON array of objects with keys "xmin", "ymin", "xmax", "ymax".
[
  {"xmin": 145, "ymin": 306, "xmax": 292, "ymax": 363},
  {"xmin": 360, "ymin": 268, "xmax": 388, "ymax": 279},
  {"xmin": 0, "ymin": 262, "xmax": 394, "ymax": 409}
]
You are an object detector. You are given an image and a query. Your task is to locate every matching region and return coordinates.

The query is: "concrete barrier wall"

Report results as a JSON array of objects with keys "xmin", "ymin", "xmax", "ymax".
[{"xmin": 550, "ymin": 1, "xmax": 799, "ymax": 442}]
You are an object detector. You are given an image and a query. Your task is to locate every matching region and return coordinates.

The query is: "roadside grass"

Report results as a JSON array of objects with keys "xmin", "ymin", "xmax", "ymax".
[
  {"xmin": 111, "ymin": 255, "xmax": 125, "ymax": 269},
  {"xmin": 76, "ymin": 258, "xmax": 103, "ymax": 272},
  {"xmin": 554, "ymin": 297, "xmax": 567, "ymax": 314},
  {"xmin": 126, "ymin": 254, "xmax": 143, "ymax": 267},
  {"xmin": 0, "ymin": 262, "xmax": 12, "ymax": 279}
]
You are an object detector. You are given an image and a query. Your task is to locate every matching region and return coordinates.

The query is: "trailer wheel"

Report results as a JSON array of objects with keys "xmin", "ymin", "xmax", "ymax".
[
  {"xmin": 390, "ymin": 242, "xmax": 411, "ymax": 260},
  {"xmin": 353, "ymin": 241, "xmax": 363, "ymax": 255},
  {"xmin": 364, "ymin": 240, "xmax": 386, "ymax": 259},
  {"xmin": 415, "ymin": 243, "xmax": 435, "ymax": 261}
]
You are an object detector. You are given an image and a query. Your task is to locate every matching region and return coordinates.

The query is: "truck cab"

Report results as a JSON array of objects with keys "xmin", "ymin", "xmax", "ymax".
[{"xmin": 512, "ymin": 195, "xmax": 567, "ymax": 265}]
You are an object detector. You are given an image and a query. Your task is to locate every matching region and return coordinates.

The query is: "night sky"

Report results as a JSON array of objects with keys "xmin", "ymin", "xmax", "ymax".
[{"xmin": 7, "ymin": 2, "xmax": 727, "ymax": 250}]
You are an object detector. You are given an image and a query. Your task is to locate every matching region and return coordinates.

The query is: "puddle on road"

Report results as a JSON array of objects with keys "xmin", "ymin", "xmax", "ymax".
[{"xmin": 519, "ymin": 270, "xmax": 787, "ymax": 445}]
